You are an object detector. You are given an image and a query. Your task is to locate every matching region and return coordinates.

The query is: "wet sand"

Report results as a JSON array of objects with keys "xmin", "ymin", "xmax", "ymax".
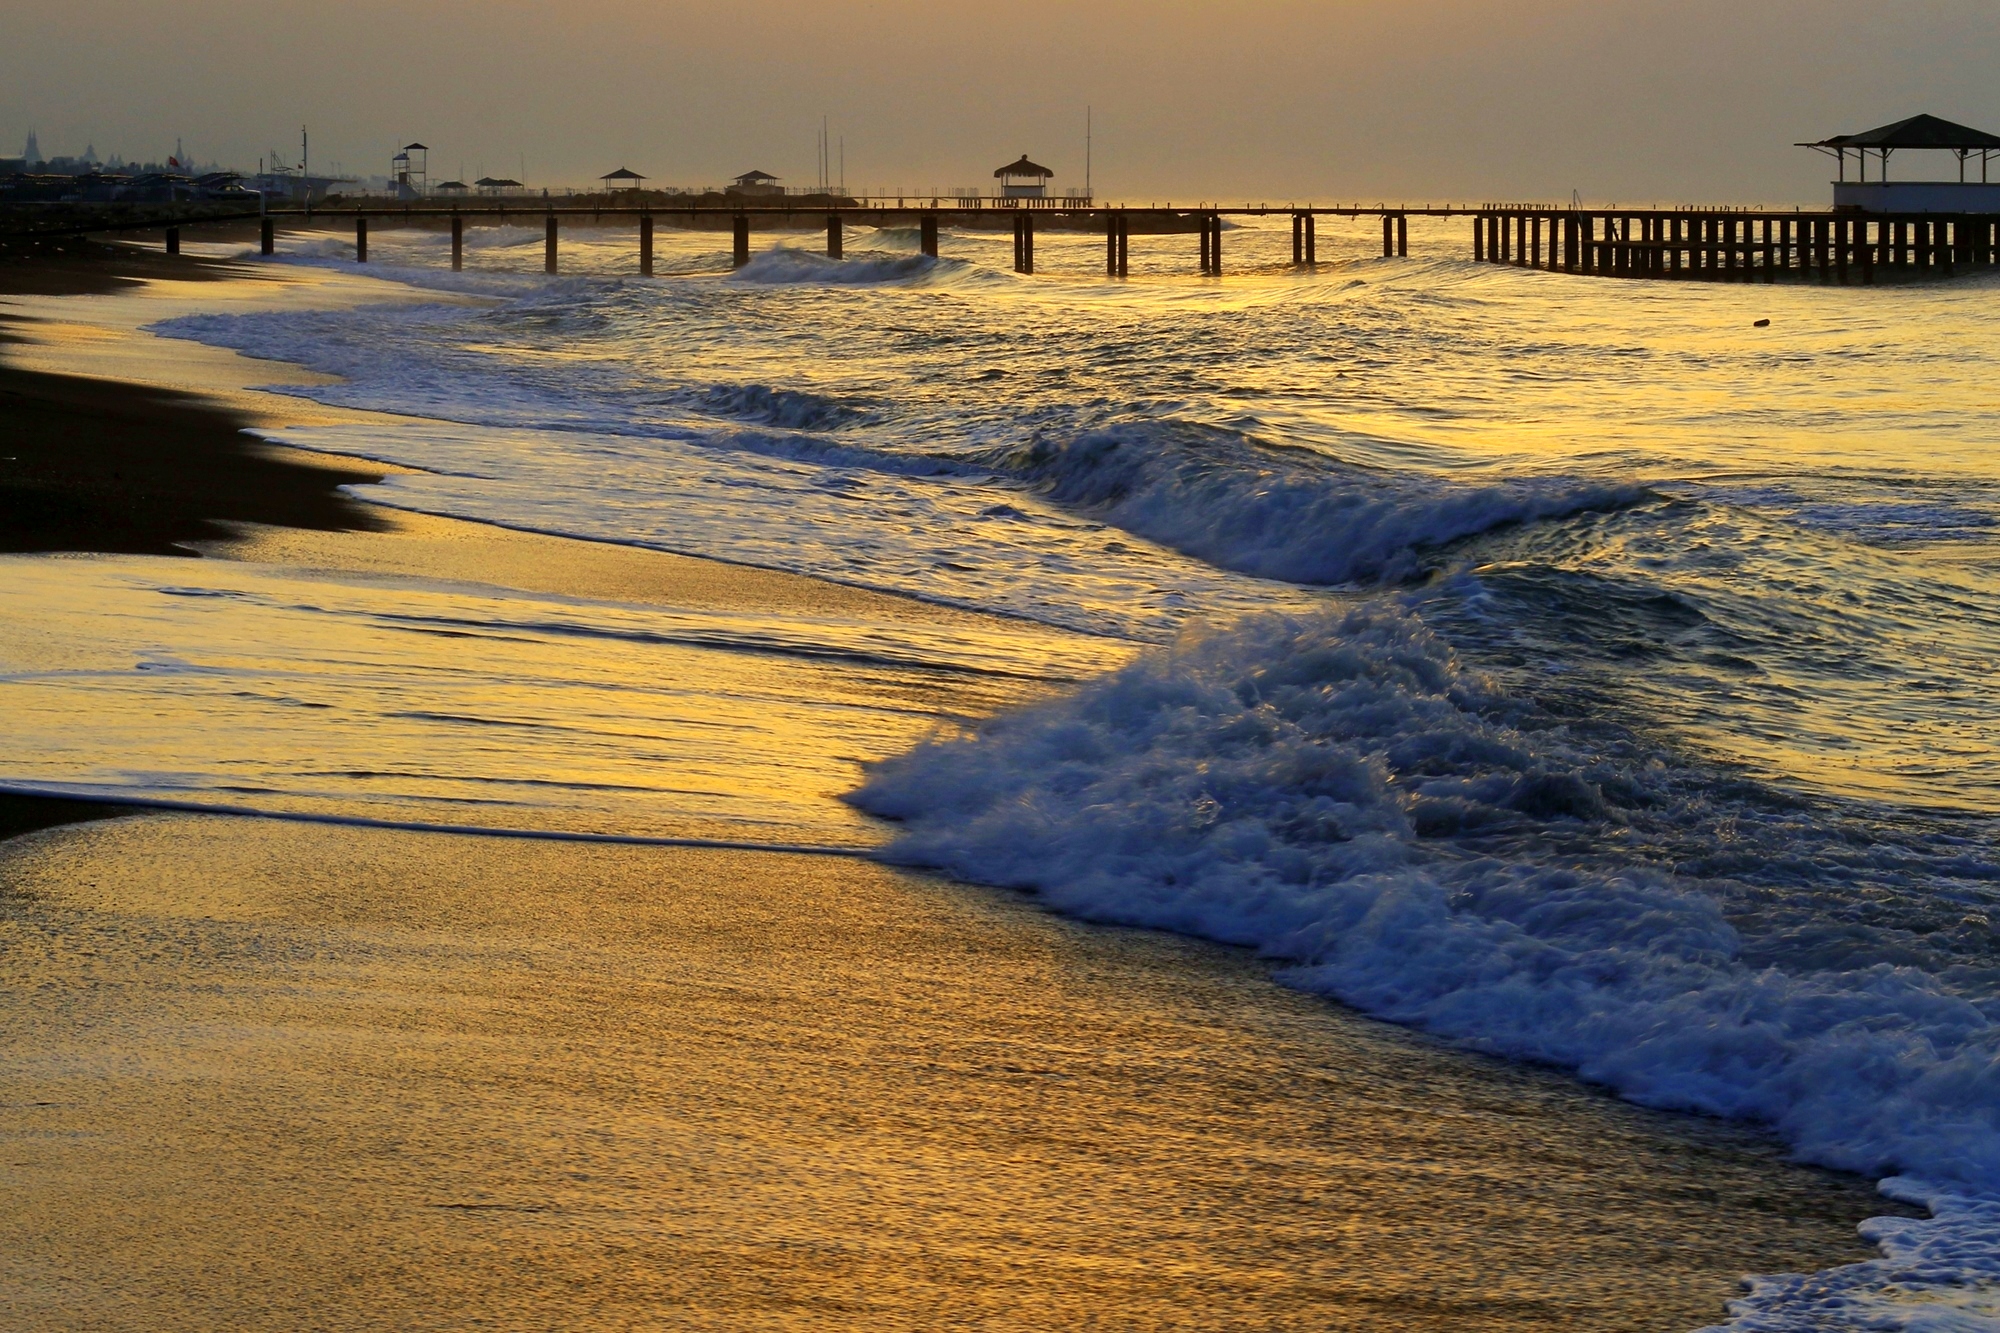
[
  {"xmin": 0, "ymin": 245, "xmax": 1910, "ymax": 1330},
  {"xmin": 0, "ymin": 816, "xmax": 1901, "ymax": 1332}
]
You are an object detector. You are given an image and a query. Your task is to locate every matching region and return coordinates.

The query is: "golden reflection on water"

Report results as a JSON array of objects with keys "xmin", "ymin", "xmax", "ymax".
[{"xmin": 0, "ymin": 817, "xmax": 1899, "ymax": 1332}]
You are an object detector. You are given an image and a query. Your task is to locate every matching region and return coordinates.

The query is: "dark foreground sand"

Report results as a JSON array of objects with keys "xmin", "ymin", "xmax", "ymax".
[{"xmin": 0, "ymin": 246, "xmax": 1907, "ymax": 1330}]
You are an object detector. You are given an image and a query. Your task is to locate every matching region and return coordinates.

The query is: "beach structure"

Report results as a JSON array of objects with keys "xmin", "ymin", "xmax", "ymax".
[
  {"xmin": 994, "ymin": 155, "xmax": 1053, "ymax": 199},
  {"xmin": 392, "ymin": 143, "xmax": 428, "ymax": 201},
  {"xmin": 434, "ymin": 180, "xmax": 469, "ymax": 196},
  {"xmin": 728, "ymin": 170, "xmax": 783, "ymax": 198},
  {"xmin": 1798, "ymin": 113, "xmax": 2000, "ymax": 213},
  {"xmin": 600, "ymin": 167, "xmax": 646, "ymax": 193},
  {"xmin": 474, "ymin": 176, "xmax": 524, "ymax": 196}
]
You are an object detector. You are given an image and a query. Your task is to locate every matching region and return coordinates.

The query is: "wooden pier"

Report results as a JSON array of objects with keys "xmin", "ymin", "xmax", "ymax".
[
  {"xmin": 1472, "ymin": 207, "xmax": 1999, "ymax": 282},
  {"xmin": 15, "ymin": 199, "xmax": 2000, "ymax": 282}
]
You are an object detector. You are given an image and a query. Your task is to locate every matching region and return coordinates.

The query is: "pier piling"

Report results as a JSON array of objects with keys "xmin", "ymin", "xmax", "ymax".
[
  {"xmin": 164, "ymin": 226, "xmax": 179, "ymax": 255},
  {"xmin": 919, "ymin": 214, "xmax": 938, "ymax": 258},
  {"xmin": 1397, "ymin": 213, "xmax": 1408, "ymax": 257},
  {"xmin": 826, "ymin": 214, "xmax": 842, "ymax": 260},
  {"xmin": 1012, "ymin": 212, "xmax": 1035, "ymax": 274},
  {"xmin": 259, "ymin": 219, "xmax": 274, "ymax": 256},
  {"xmin": 639, "ymin": 214, "xmax": 653, "ymax": 276},
  {"xmin": 545, "ymin": 214, "xmax": 558, "ymax": 274},
  {"xmin": 356, "ymin": 217, "xmax": 368, "ymax": 263},
  {"xmin": 732, "ymin": 214, "xmax": 750, "ymax": 268},
  {"xmin": 1382, "ymin": 215, "xmax": 1394, "ymax": 258},
  {"xmin": 1305, "ymin": 212, "xmax": 1316, "ymax": 264},
  {"xmin": 451, "ymin": 215, "xmax": 463, "ymax": 271}
]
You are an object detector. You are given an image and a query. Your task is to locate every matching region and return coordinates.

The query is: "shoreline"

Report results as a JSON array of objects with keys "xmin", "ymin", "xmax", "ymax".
[{"xmin": 0, "ymin": 246, "xmax": 1920, "ymax": 1330}]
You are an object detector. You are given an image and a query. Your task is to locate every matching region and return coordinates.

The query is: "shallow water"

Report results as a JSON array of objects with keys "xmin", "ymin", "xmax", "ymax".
[{"xmin": 6, "ymin": 219, "xmax": 2000, "ymax": 1327}]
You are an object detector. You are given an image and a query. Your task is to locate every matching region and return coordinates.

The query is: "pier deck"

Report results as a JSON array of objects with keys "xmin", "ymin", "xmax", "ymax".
[{"xmin": 9, "ymin": 200, "xmax": 1996, "ymax": 282}]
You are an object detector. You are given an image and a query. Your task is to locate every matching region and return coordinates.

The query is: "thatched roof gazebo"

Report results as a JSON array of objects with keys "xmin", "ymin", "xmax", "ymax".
[{"xmin": 994, "ymin": 155, "xmax": 1053, "ymax": 198}]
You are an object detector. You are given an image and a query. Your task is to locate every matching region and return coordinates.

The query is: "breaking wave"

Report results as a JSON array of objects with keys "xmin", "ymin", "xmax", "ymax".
[
  {"xmin": 851, "ymin": 605, "xmax": 2000, "ymax": 1328},
  {"xmin": 1013, "ymin": 421, "xmax": 1648, "ymax": 585},
  {"xmin": 730, "ymin": 246, "xmax": 951, "ymax": 285}
]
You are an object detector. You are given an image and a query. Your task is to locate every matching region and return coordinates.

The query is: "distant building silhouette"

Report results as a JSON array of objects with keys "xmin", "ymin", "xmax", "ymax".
[{"xmin": 728, "ymin": 170, "xmax": 783, "ymax": 198}]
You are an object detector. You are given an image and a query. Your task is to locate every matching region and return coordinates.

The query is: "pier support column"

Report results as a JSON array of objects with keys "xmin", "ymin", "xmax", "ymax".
[
  {"xmin": 1292, "ymin": 213, "xmax": 1303, "ymax": 265},
  {"xmin": 260, "ymin": 219, "xmax": 274, "ymax": 256},
  {"xmin": 639, "ymin": 214, "xmax": 653, "ymax": 276},
  {"xmin": 1397, "ymin": 212, "xmax": 1408, "ymax": 257},
  {"xmin": 1110, "ymin": 215, "xmax": 1122, "ymax": 276},
  {"xmin": 1119, "ymin": 212, "xmax": 1130, "ymax": 275},
  {"xmin": 451, "ymin": 215, "xmax": 464, "ymax": 271},
  {"xmin": 732, "ymin": 214, "xmax": 750, "ymax": 269},
  {"xmin": 1382, "ymin": 214, "xmax": 1394, "ymax": 258},
  {"xmin": 920, "ymin": 214, "xmax": 938, "ymax": 258},
  {"xmin": 356, "ymin": 216, "xmax": 368, "ymax": 263},
  {"xmin": 165, "ymin": 226, "xmax": 180, "ymax": 256},
  {"xmin": 1012, "ymin": 211, "xmax": 1035, "ymax": 274},
  {"xmin": 826, "ymin": 214, "xmax": 842, "ymax": 260},
  {"xmin": 1473, "ymin": 216, "xmax": 1484, "ymax": 263},
  {"xmin": 1304, "ymin": 212, "xmax": 1315, "ymax": 264},
  {"xmin": 545, "ymin": 214, "xmax": 558, "ymax": 274}
]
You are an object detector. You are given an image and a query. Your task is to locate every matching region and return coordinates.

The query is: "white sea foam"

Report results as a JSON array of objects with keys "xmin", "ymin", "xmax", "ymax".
[{"xmin": 850, "ymin": 606, "xmax": 2000, "ymax": 1327}]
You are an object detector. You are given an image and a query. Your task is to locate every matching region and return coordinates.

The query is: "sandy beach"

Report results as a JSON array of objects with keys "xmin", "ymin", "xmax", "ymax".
[{"xmin": 0, "ymin": 242, "xmax": 1911, "ymax": 1330}]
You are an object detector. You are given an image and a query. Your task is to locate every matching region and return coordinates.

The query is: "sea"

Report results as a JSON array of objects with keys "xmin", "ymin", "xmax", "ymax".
[{"xmin": 7, "ymin": 214, "xmax": 2000, "ymax": 1329}]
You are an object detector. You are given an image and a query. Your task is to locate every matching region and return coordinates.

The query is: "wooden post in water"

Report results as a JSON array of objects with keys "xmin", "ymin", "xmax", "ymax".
[
  {"xmin": 1118, "ymin": 211, "xmax": 1130, "ymax": 275},
  {"xmin": 1292, "ymin": 213, "xmax": 1304, "ymax": 265},
  {"xmin": 1381, "ymin": 215, "xmax": 1393, "ymax": 258},
  {"xmin": 1208, "ymin": 213, "xmax": 1221, "ymax": 274},
  {"xmin": 545, "ymin": 214, "xmax": 558, "ymax": 274},
  {"xmin": 1013, "ymin": 211, "xmax": 1034, "ymax": 274},
  {"xmin": 1110, "ymin": 214, "xmax": 1121, "ymax": 276},
  {"xmin": 732, "ymin": 214, "xmax": 750, "ymax": 268},
  {"xmin": 1472, "ymin": 215, "xmax": 1484, "ymax": 263},
  {"xmin": 639, "ymin": 214, "xmax": 653, "ymax": 276},
  {"xmin": 1303, "ymin": 212, "xmax": 1315, "ymax": 264},
  {"xmin": 826, "ymin": 214, "xmax": 842, "ymax": 260},
  {"xmin": 920, "ymin": 214, "xmax": 939, "ymax": 259},
  {"xmin": 260, "ymin": 219, "xmax": 275, "ymax": 255},
  {"xmin": 165, "ymin": 226, "xmax": 180, "ymax": 255},
  {"xmin": 1397, "ymin": 213, "xmax": 1408, "ymax": 257},
  {"xmin": 356, "ymin": 216, "xmax": 369, "ymax": 263}
]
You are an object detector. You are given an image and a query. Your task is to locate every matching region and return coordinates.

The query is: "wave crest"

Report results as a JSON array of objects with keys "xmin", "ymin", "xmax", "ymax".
[{"xmin": 1013, "ymin": 423, "xmax": 1647, "ymax": 585}]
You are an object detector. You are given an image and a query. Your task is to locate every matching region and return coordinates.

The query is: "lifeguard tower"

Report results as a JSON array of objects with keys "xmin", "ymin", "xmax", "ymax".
[
  {"xmin": 994, "ymin": 155, "xmax": 1053, "ymax": 199},
  {"xmin": 391, "ymin": 142, "xmax": 429, "ymax": 200},
  {"xmin": 1801, "ymin": 114, "xmax": 2000, "ymax": 213}
]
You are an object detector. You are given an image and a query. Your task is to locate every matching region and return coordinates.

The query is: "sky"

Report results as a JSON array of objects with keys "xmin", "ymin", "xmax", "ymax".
[{"xmin": 6, "ymin": 0, "xmax": 1997, "ymax": 204}]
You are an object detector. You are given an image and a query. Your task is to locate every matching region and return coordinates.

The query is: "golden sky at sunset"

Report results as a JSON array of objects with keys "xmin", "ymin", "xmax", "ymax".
[{"xmin": 8, "ymin": 0, "xmax": 1998, "ymax": 202}]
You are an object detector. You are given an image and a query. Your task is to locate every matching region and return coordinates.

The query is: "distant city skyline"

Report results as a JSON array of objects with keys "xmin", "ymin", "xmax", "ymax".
[{"xmin": 6, "ymin": 0, "xmax": 1998, "ymax": 204}]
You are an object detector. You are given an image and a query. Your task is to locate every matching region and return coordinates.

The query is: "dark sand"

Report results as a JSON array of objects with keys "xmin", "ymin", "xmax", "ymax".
[{"xmin": 0, "ymin": 247, "xmax": 1912, "ymax": 1330}]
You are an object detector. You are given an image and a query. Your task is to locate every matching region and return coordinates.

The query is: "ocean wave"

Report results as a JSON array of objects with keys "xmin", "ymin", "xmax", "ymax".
[
  {"xmin": 851, "ymin": 605, "xmax": 2000, "ymax": 1325},
  {"xmin": 1011, "ymin": 421, "xmax": 1648, "ymax": 585},
  {"xmin": 730, "ymin": 246, "xmax": 951, "ymax": 285}
]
